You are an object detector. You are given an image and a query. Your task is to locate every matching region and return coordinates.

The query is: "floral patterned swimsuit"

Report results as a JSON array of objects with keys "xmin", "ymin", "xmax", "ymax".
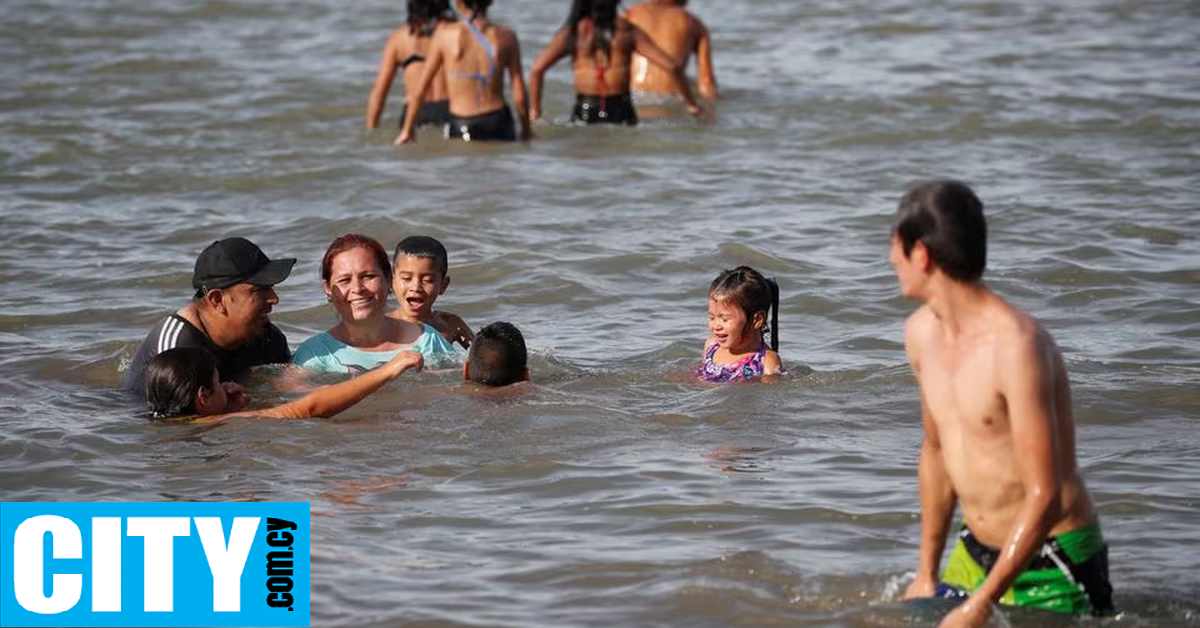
[{"xmin": 696, "ymin": 342, "xmax": 768, "ymax": 383}]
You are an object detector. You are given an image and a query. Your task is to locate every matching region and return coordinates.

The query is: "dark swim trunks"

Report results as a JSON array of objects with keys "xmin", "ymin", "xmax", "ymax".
[
  {"xmin": 571, "ymin": 92, "xmax": 638, "ymax": 125},
  {"xmin": 399, "ymin": 99, "xmax": 452, "ymax": 128},
  {"xmin": 444, "ymin": 105, "xmax": 517, "ymax": 142},
  {"xmin": 936, "ymin": 524, "xmax": 1115, "ymax": 616}
]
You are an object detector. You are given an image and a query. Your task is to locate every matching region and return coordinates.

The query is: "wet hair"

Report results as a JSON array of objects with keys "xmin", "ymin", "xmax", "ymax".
[
  {"xmin": 145, "ymin": 347, "xmax": 217, "ymax": 419},
  {"xmin": 321, "ymin": 234, "xmax": 392, "ymax": 284},
  {"xmin": 393, "ymin": 235, "xmax": 449, "ymax": 277},
  {"xmin": 467, "ymin": 322, "xmax": 528, "ymax": 387},
  {"xmin": 892, "ymin": 180, "xmax": 987, "ymax": 282},
  {"xmin": 408, "ymin": 0, "xmax": 453, "ymax": 35},
  {"xmin": 568, "ymin": 0, "xmax": 621, "ymax": 58},
  {"xmin": 708, "ymin": 266, "xmax": 779, "ymax": 351},
  {"xmin": 460, "ymin": 0, "xmax": 491, "ymax": 19}
]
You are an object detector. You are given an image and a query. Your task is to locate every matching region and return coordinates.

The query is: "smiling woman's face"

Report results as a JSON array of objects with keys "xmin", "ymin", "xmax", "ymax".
[{"xmin": 324, "ymin": 246, "xmax": 390, "ymax": 323}]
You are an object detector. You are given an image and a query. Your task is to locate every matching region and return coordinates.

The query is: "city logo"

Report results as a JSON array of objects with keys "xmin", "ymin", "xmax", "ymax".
[{"xmin": 0, "ymin": 502, "xmax": 309, "ymax": 627}]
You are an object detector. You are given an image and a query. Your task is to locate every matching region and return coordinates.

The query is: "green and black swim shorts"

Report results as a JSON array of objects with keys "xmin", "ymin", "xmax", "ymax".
[{"xmin": 935, "ymin": 523, "xmax": 1115, "ymax": 616}]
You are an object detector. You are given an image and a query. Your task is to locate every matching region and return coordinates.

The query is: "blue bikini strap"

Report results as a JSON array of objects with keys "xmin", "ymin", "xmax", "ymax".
[{"xmin": 458, "ymin": 17, "xmax": 496, "ymax": 82}]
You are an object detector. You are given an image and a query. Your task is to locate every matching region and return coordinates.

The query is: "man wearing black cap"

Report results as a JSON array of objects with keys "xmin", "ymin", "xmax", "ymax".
[{"xmin": 121, "ymin": 237, "xmax": 297, "ymax": 397}]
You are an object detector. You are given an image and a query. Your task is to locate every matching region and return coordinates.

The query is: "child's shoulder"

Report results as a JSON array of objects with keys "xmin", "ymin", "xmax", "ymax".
[{"xmin": 763, "ymin": 347, "xmax": 783, "ymax": 374}]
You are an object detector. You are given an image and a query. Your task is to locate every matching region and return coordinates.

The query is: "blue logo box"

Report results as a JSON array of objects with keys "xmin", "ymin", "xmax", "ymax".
[{"xmin": 0, "ymin": 502, "xmax": 309, "ymax": 627}]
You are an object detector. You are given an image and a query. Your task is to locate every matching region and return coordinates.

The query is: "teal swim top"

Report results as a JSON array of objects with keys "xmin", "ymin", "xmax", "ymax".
[{"xmin": 292, "ymin": 324, "xmax": 457, "ymax": 374}]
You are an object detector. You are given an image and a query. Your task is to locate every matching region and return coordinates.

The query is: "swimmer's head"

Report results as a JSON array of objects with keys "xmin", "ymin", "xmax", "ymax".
[
  {"xmin": 393, "ymin": 235, "xmax": 449, "ymax": 278},
  {"xmin": 392, "ymin": 236, "xmax": 451, "ymax": 321},
  {"xmin": 707, "ymin": 266, "xmax": 779, "ymax": 351},
  {"xmin": 145, "ymin": 347, "xmax": 222, "ymax": 419},
  {"xmin": 458, "ymin": 0, "xmax": 492, "ymax": 18},
  {"xmin": 408, "ymin": 0, "xmax": 453, "ymax": 35},
  {"xmin": 892, "ymin": 180, "xmax": 986, "ymax": 283},
  {"xmin": 568, "ymin": 0, "xmax": 621, "ymax": 51},
  {"xmin": 322, "ymin": 234, "xmax": 392, "ymax": 285},
  {"xmin": 464, "ymin": 322, "xmax": 529, "ymax": 387}
]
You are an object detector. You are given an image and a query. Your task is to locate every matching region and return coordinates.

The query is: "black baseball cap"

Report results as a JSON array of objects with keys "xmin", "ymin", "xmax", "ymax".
[{"xmin": 192, "ymin": 237, "xmax": 296, "ymax": 290}]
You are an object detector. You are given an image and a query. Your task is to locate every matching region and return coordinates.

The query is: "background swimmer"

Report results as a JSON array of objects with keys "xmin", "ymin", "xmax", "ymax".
[
  {"xmin": 624, "ymin": 0, "xmax": 717, "ymax": 101},
  {"xmin": 366, "ymin": 0, "xmax": 459, "ymax": 131},
  {"xmin": 396, "ymin": 0, "xmax": 532, "ymax": 142},
  {"xmin": 528, "ymin": 0, "xmax": 701, "ymax": 125}
]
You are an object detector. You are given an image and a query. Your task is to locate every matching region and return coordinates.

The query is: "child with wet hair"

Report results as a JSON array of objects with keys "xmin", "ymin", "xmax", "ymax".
[
  {"xmin": 463, "ymin": 321, "xmax": 529, "ymax": 387},
  {"xmin": 389, "ymin": 235, "xmax": 474, "ymax": 349},
  {"xmin": 696, "ymin": 266, "xmax": 782, "ymax": 382}
]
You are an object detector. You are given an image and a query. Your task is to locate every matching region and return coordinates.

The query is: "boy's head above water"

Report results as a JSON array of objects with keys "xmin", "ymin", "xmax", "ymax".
[
  {"xmin": 392, "ymin": 236, "xmax": 451, "ymax": 321},
  {"xmin": 145, "ymin": 347, "xmax": 241, "ymax": 419},
  {"xmin": 464, "ymin": 322, "xmax": 529, "ymax": 387}
]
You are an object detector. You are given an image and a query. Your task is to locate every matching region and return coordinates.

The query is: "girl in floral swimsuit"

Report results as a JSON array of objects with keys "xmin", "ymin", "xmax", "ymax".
[{"xmin": 696, "ymin": 266, "xmax": 783, "ymax": 382}]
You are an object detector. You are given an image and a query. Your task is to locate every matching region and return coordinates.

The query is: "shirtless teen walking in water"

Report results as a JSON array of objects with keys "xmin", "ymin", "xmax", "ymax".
[{"xmin": 891, "ymin": 181, "xmax": 1113, "ymax": 628}]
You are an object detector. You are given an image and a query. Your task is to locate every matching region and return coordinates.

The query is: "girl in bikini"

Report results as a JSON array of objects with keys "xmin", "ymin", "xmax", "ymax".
[
  {"xmin": 366, "ymin": 0, "xmax": 458, "ymax": 131},
  {"xmin": 397, "ymin": 0, "xmax": 532, "ymax": 143},
  {"xmin": 528, "ymin": 0, "xmax": 701, "ymax": 125},
  {"xmin": 697, "ymin": 266, "xmax": 782, "ymax": 382}
]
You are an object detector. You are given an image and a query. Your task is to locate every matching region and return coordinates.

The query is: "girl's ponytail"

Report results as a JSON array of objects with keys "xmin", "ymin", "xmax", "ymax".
[{"xmin": 766, "ymin": 277, "xmax": 779, "ymax": 352}]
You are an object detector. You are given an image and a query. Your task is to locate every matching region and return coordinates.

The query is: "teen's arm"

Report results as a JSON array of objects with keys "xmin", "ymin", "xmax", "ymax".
[
  {"xmin": 396, "ymin": 36, "xmax": 445, "ymax": 144},
  {"xmin": 694, "ymin": 19, "xmax": 718, "ymax": 100},
  {"xmin": 904, "ymin": 395, "xmax": 956, "ymax": 600},
  {"xmin": 630, "ymin": 24, "xmax": 701, "ymax": 116},
  {"xmin": 903, "ymin": 312, "xmax": 956, "ymax": 600},
  {"xmin": 367, "ymin": 32, "xmax": 402, "ymax": 129},
  {"xmin": 940, "ymin": 333, "xmax": 1061, "ymax": 628},
  {"xmin": 528, "ymin": 27, "xmax": 572, "ymax": 121}
]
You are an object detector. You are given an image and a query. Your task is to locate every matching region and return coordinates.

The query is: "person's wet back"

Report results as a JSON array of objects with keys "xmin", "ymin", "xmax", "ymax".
[
  {"xmin": 366, "ymin": 0, "xmax": 458, "ymax": 131},
  {"xmin": 624, "ymin": 0, "xmax": 717, "ymax": 101},
  {"xmin": 396, "ymin": 0, "xmax": 532, "ymax": 143},
  {"xmin": 529, "ymin": 0, "xmax": 702, "ymax": 125},
  {"xmin": 121, "ymin": 237, "xmax": 295, "ymax": 398}
]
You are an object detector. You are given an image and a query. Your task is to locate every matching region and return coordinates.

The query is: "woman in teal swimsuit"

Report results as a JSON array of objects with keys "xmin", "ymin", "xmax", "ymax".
[{"xmin": 293, "ymin": 234, "xmax": 456, "ymax": 375}]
